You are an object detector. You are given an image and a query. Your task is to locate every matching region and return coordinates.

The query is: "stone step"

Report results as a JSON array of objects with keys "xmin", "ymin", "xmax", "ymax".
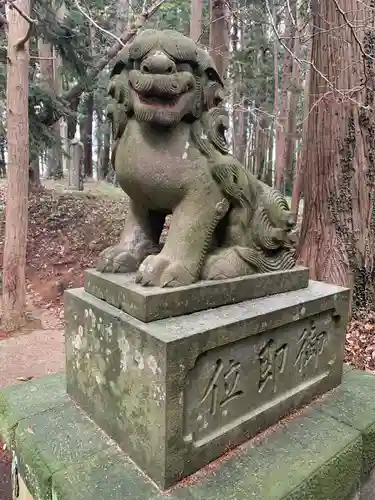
[{"xmin": 1, "ymin": 366, "xmax": 375, "ymax": 499}]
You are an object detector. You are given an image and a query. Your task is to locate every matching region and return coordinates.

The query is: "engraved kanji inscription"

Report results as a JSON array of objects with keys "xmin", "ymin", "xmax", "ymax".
[
  {"xmin": 294, "ymin": 321, "xmax": 328, "ymax": 372},
  {"xmin": 200, "ymin": 359, "xmax": 244, "ymax": 416},
  {"xmin": 258, "ymin": 340, "xmax": 288, "ymax": 394}
]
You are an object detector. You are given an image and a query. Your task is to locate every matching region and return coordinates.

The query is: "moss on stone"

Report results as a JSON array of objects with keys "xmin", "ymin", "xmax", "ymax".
[
  {"xmin": 2, "ymin": 367, "xmax": 375, "ymax": 499},
  {"xmin": 0, "ymin": 373, "xmax": 67, "ymax": 447}
]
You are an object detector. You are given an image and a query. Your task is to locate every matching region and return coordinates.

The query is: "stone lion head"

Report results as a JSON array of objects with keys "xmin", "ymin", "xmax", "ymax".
[{"xmin": 108, "ymin": 29, "xmax": 225, "ymax": 128}]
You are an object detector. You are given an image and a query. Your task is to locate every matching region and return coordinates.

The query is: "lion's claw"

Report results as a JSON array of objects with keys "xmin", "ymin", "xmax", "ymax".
[
  {"xmin": 96, "ymin": 246, "xmax": 139, "ymax": 273},
  {"xmin": 136, "ymin": 254, "xmax": 196, "ymax": 287}
]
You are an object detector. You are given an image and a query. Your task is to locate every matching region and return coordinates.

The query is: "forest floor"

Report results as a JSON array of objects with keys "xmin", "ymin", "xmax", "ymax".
[{"xmin": 0, "ymin": 178, "xmax": 374, "ymax": 498}]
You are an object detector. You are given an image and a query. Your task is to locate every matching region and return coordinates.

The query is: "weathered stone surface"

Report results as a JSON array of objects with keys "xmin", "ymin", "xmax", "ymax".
[
  {"xmin": 1, "ymin": 377, "xmax": 366, "ymax": 500},
  {"xmin": 0, "ymin": 372, "xmax": 67, "ymax": 446},
  {"xmin": 84, "ymin": 266, "xmax": 309, "ymax": 322},
  {"xmin": 65, "ymin": 279, "xmax": 349, "ymax": 489},
  {"xmin": 51, "ymin": 409, "xmax": 361, "ymax": 500},
  {"xmin": 315, "ymin": 369, "xmax": 375, "ymax": 477},
  {"xmin": 52, "ymin": 449, "xmax": 157, "ymax": 500},
  {"xmin": 14, "ymin": 402, "xmax": 113, "ymax": 500},
  {"xmin": 3, "ymin": 368, "xmax": 375, "ymax": 499}
]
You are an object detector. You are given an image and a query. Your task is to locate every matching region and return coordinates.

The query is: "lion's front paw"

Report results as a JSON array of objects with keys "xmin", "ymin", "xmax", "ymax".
[
  {"xmin": 135, "ymin": 254, "xmax": 196, "ymax": 287},
  {"xmin": 96, "ymin": 245, "xmax": 139, "ymax": 273},
  {"xmin": 201, "ymin": 247, "xmax": 255, "ymax": 280}
]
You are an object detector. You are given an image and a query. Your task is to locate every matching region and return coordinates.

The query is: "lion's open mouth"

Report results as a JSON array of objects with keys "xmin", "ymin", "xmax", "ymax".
[{"xmin": 137, "ymin": 92, "xmax": 181, "ymax": 107}]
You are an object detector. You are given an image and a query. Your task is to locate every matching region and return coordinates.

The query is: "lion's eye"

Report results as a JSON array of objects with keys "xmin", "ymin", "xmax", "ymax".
[{"xmin": 176, "ymin": 62, "xmax": 193, "ymax": 73}]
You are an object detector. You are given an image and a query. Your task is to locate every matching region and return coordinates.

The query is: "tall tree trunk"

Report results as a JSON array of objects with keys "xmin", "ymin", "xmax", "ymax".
[
  {"xmin": 116, "ymin": 0, "xmax": 130, "ymax": 33},
  {"xmin": 231, "ymin": 1, "xmax": 246, "ymax": 163},
  {"xmin": 265, "ymin": 124, "xmax": 274, "ymax": 186},
  {"xmin": 271, "ymin": 2, "xmax": 279, "ymax": 186},
  {"xmin": 37, "ymin": 38, "xmax": 58, "ymax": 178},
  {"xmin": 274, "ymin": 0, "xmax": 297, "ymax": 189},
  {"xmin": 49, "ymin": 123, "xmax": 63, "ymax": 179},
  {"xmin": 283, "ymin": 23, "xmax": 301, "ymax": 193},
  {"xmin": 81, "ymin": 20, "xmax": 95, "ymax": 179},
  {"xmin": 29, "ymin": 154, "xmax": 40, "ymax": 190},
  {"xmin": 253, "ymin": 120, "xmax": 262, "ymax": 177},
  {"xmin": 101, "ymin": 125, "xmax": 111, "ymax": 181},
  {"xmin": 2, "ymin": 0, "xmax": 30, "ymax": 330},
  {"xmin": 0, "ymin": 137, "xmax": 6, "ymax": 177},
  {"xmin": 55, "ymin": 2, "xmax": 66, "ymax": 177},
  {"xmin": 190, "ymin": 0, "xmax": 203, "ymax": 41},
  {"xmin": 209, "ymin": 0, "xmax": 231, "ymax": 79},
  {"xmin": 248, "ymin": 122, "xmax": 255, "ymax": 173},
  {"xmin": 82, "ymin": 92, "xmax": 94, "ymax": 178},
  {"xmin": 298, "ymin": 0, "xmax": 375, "ymax": 317},
  {"xmin": 254, "ymin": 117, "xmax": 269, "ymax": 179},
  {"xmin": 95, "ymin": 109, "xmax": 102, "ymax": 177},
  {"xmin": 291, "ymin": 33, "xmax": 312, "ymax": 216},
  {"xmin": 67, "ymin": 96, "xmax": 80, "ymax": 140}
]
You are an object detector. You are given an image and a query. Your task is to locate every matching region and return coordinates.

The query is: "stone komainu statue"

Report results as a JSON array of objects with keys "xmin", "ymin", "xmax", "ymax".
[{"xmin": 97, "ymin": 29, "xmax": 298, "ymax": 287}]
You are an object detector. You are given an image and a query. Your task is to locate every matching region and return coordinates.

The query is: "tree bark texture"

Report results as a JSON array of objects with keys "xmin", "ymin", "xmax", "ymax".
[
  {"xmin": 190, "ymin": 0, "xmax": 204, "ymax": 41},
  {"xmin": 0, "ymin": 134, "xmax": 6, "ymax": 177},
  {"xmin": 231, "ymin": 2, "xmax": 246, "ymax": 164},
  {"xmin": 298, "ymin": 0, "xmax": 375, "ymax": 316},
  {"xmin": 116, "ymin": 0, "xmax": 130, "ymax": 33},
  {"xmin": 265, "ymin": 124, "xmax": 274, "ymax": 186},
  {"xmin": 2, "ymin": 0, "xmax": 30, "ymax": 329},
  {"xmin": 209, "ymin": 0, "xmax": 231, "ymax": 79},
  {"xmin": 99, "ymin": 124, "xmax": 111, "ymax": 181},
  {"xmin": 274, "ymin": 0, "xmax": 297, "ymax": 190},
  {"xmin": 38, "ymin": 38, "xmax": 62, "ymax": 178},
  {"xmin": 283, "ymin": 26, "xmax": 301, "ymax": 192},
  {"xmin": 68, "ymin": 139, "xmax": 84, "ymax": 190},
  {"xmin": 82, "ymin": 92, "xmax": 94, "ymax": 177},
  {"xmin": 28, "ymin": 156, "xmax": 40, "ymax": 189},
  {"xmin": 291, "ymin": 35, "xmax": 312, "ymax": 216}
]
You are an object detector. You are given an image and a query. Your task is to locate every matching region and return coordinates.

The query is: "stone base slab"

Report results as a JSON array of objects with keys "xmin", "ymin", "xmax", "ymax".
[
  {"xmin": 1, "ymin": 367, "xmax": 375, "ymax": 499},
  {"xmin": 84, "ymin": 266, "xmax": 309, "ymax": 322},
  {"xmin": 64, "ymin": 280, "xmax": 349, "ymax": 489}
]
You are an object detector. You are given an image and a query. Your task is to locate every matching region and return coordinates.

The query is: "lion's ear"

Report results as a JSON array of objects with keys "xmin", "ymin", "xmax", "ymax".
[
  {"xmin": 197, "ymin": 48, "xmax": 223, "ymax": 85},
  {"xmin": 197, "ymin": 48, "xmax": 224, "ymax": 109}
]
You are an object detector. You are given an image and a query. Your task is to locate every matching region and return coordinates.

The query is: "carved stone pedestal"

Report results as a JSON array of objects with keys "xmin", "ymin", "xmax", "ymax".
[{"xmin": 64, "ymin": 267, "xmax": 349, "ymax": 490}]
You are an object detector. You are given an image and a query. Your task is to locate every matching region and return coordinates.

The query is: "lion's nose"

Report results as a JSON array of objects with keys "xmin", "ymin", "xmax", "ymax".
[{"xmin": 140, "ymin": 53, "xmax": 176, "ymax": 75}]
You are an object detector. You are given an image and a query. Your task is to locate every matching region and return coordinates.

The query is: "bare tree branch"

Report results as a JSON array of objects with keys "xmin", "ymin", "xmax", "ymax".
[
  {"xmin": 331, "ymin": 0, "xmax": 373, "ymax": 64},
  {"xmin": 3, "ymin": 0, "xmax": 37, "ymax": 50},
  {"xmin": 8, "ymin": 0, "xmax": 35, "ymax": 24},
  {"xmin": 74, "ymin": 0, "xmax": 126, "ymax": 47},
  {"xmin": 42, "ymin": 0, "xmax": 166, "ymax": 126},
  {"xmin": 264, "ymin": 0, "xmax": 371, "ymax": 111},
  {"xmin": 15, "ymin": 20, "xmax": 33, "ymax": 50}
]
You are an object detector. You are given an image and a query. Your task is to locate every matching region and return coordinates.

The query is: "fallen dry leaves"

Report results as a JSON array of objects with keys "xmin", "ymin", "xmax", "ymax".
[
  {"xmin": 0, "ymin": 185, "xmax": 128, "ymax": 309},
  {"xmin": 345, "ymin": 312, "xmax": 375, "ymax": 372}
]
